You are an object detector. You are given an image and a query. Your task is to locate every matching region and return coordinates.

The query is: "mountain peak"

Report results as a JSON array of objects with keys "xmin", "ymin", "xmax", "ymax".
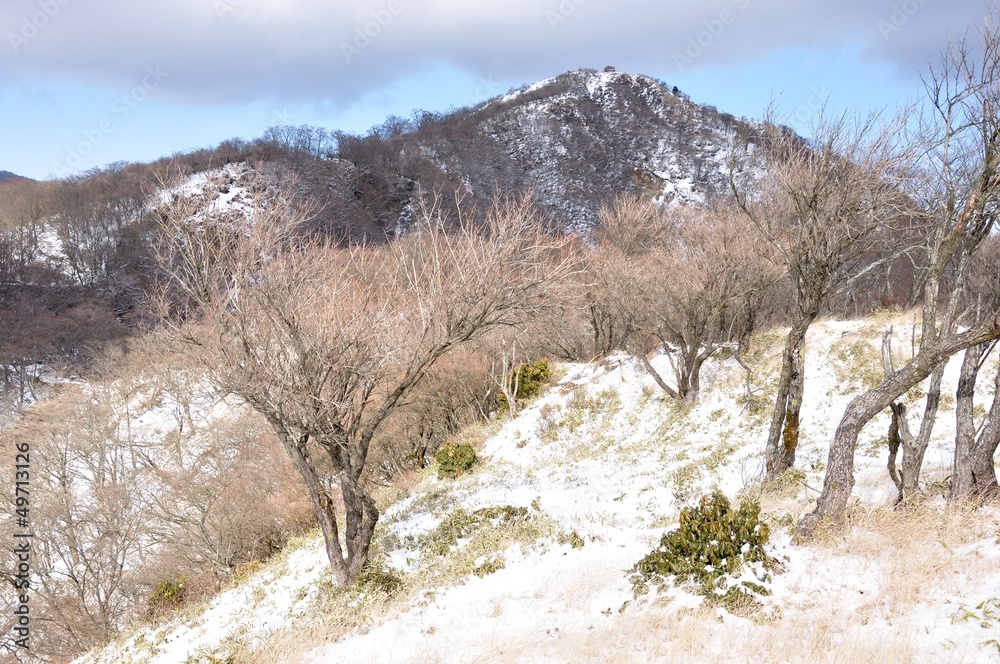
[
  {"xmin": 429, "ymin": 67, "xmax": 753, "ymax": 227},
  {"xmin": 491, "ymin": 67, "xmax": 678, "ymax": 110}
]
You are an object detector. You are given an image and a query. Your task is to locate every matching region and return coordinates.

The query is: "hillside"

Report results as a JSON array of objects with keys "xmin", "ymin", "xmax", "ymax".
[
  {"xmin": 0, "ymin": 171, "xmax": 27, "ymax": 185},
  {"xmin": 0, "ymin": 69, "xmax": 761, "ymax": 377},
  {"xmin": 339, "ymin": 68, "xmax": 758, "ymax": 232},
  {"xmin": 5, "ymin": 65, "xmax": 994, "ymax": 664},
  {"xmin": 76, "ymin": 314, "xmax": 1000, "ymax": 664}
]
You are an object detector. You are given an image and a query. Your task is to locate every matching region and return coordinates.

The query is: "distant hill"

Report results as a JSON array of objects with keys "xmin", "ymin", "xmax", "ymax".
[{"xmin": 0, "ymin": 170, "xmax": 27, "ymax": 184}]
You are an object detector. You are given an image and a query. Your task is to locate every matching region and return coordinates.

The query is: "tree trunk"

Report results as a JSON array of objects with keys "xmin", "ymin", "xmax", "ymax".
[
  {"xmin": 899, "ymin": 363, "xmax": 945, "ymax": 497},
  {"xmin": 636, "ymin": 352, "xmax": 681, "ymax": 401},
  {"xmin": 270, "ymin": 425, "xmax": 352, "ymax": 585},
  {"xmin": 881, "ymin": 327, "xmax": 945, "ymax": 500},
  {"xmin": 952, "ymin": 343, "xmax": 984, "ymax": 499},
  {"xmin": 685, "ymin": 352, "xmax": 709, "ymax": 403},
  {"xmin": 673, "ymin": 347, "xmax": 710, "ymax": 403},
  {"xmin": 970, "ymin": 357, "xmax": 1000, "ymax": 499},
  {"xmin": 798, "ymin": 322, "xmax": 1000, "ymax": 537},
  {"xmin": 887, "ymin": 403, "xmax": 904, "ymax": 502},
  {"xmin": 340, "ymin": 466, "xmax": 380, "ymax": 583},
  {"xmin": 765, "ymin": 318, "xmax": 812, "ymax": 480}
]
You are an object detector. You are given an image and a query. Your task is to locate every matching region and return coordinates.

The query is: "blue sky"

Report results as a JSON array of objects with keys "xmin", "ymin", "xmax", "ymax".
[{"xmin": 0, "ymin": 0, "xmax": 988, "ymax": 181}]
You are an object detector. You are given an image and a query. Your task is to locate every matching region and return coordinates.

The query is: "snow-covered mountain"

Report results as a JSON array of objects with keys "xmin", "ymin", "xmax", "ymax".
[{"xmin": 339, "ymin": 67, "xmax": 759, "ymax": 232}]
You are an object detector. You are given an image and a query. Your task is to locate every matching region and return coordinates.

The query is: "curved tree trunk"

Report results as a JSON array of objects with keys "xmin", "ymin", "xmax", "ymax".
[
  {"xmin": 636, "ymin": 351, "xmax": 681, "ymax": 401},
  {"xmin": 799, "ymin": 323, "xmax": 1000, "ymax": 536}
]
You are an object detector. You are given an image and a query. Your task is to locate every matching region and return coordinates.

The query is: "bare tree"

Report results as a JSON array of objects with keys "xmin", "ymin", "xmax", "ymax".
[
  {"xmin": 0, "ymin": 338, "xmax": 317, "ymax": 662},
  {"xmin": 801, "ymin": 19, "xmax": 1000, "ymax": 533},
  {"xmin": 262, "ymin": 124, "xmax": 337, "ymax": 159},
  {"xmin": 51, "ymin": 164, "xmax": 149, "ymax": 286},
  {"xmin": 593, "ymin": 196, "xmax": 777, "ymax": 402},
  {"xmin": 154, "ymin": 180, "xmax": 573, "ymax": 585},
  {"xmin": 730, "ymin": 111, "xmax": 915, "ymax": 480},
  {"xmin": 0, "ymin": 180, "xmax": 50, "ymax": 287},
  {"xmin": 1, "ymin": 385, "xmax": 152, "ymax": 659},
  {"xmin": 126, "ymin": 339, "xmax": 315, "ymax": 579},
  {"xmin": 952, "ymin": 236, "xmax": 1000, "ymax": 499}
]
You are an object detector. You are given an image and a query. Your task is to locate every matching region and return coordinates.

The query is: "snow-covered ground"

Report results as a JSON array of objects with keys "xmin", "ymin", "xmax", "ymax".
[
  {"xmin": 158, "ymin": 162, "xmax": 257, "ymax": 218},
  {"xmin": 76, "ymin": 315, "xmax": 1000, "ymax": 664}
]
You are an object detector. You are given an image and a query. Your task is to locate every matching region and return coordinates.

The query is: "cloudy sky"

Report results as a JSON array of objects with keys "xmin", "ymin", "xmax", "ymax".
[{"xmin": 0, "ymin": 0, "xmax": 989, "ymax": 180}]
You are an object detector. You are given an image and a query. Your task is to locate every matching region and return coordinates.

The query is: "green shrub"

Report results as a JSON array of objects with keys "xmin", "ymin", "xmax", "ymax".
[
  {"xmin": 147, "ymin": 576, "xmax": 187, "ymax": 617},
  {"xmin": 630, "ymin": 492, "xmax": 777, "ymax": 611},
  {"xmin": 435, "ymin": 442, "xmax": 477, "ymax": 479},
  {"xmin": 473, "ymin": 557, "xmax": 506, "ymax": 577},
  {"xmin": 498, "ymin": 359, "xmax": 552, "ymax": 411}
]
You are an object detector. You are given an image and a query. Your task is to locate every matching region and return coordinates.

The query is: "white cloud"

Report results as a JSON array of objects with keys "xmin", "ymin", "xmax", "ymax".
[{"xmin": 0, "ymin": 0, "xmax": 988, "ymax": 107}]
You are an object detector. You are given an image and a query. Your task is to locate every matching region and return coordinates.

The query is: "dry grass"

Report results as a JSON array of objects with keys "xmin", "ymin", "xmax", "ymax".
[
  {"xmin": 816, "ymin": 502, "xmax": 996, "ymax": 614},
  {"xmin": 233, "ymin": 506, "xmax": 556, "ymax": 663},
  {"xmin": 514, "ymin": 605, "xmax": 919, "ymax": 664}
]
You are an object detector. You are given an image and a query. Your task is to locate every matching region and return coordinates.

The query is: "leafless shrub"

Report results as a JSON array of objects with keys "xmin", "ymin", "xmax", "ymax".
[{"xmin": 0, "ymin": 335, "xmax": 314, "ymax": 662}]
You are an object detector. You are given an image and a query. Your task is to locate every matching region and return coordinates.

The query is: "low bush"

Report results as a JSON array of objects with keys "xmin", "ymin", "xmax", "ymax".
[
  {"xmin": 435, "ymin": 442, "xmax": 477, "ymax": 479},
  {"xmin": 146, "ymin": 577, "xmax": 187, "ymax": 618},
  {"xmin": 630, "ymin": 492, "xmax": 778, "ymax": 612},
  {"xmin": 498, "ymin": 358, "xmax": 552, "ymax": 411},
  {"xmin": 355, "ymin": 559, "xmax": 404, "ymax": 596},
  {"xmin": 421, "ymin": 505, "xmax": 531, "ymax": 556}
]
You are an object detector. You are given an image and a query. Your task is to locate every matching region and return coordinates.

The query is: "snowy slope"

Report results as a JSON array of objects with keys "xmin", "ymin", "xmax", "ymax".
[{"xmin": 77, "ymin": 314, "xmax": 1000, "ymax": 664}]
